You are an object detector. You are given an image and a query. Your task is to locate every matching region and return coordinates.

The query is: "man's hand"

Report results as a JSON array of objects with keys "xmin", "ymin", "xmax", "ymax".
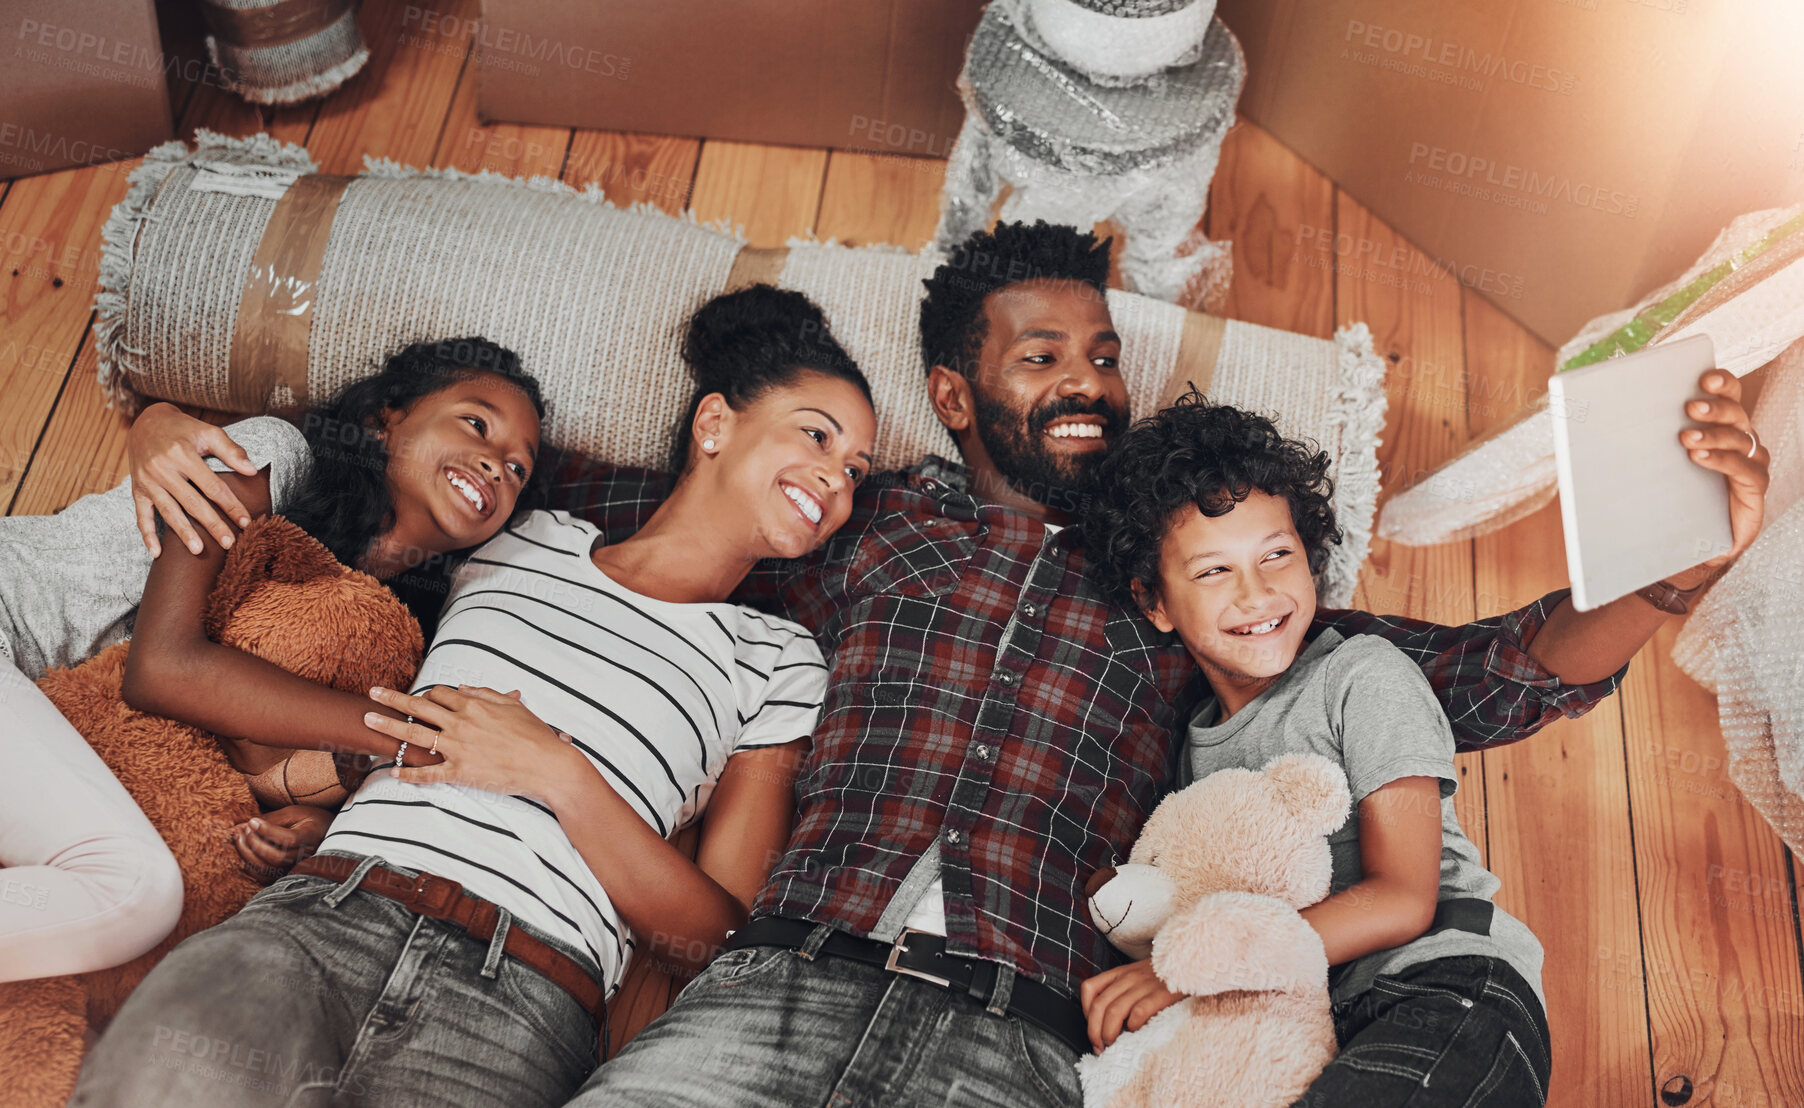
[
  {"xmin": 1080, "ymin": 957, "xmax": 1186, "ymax": 1054},
  {"xmin": 1667, "ymin": 369, "xmax": 1769, "ymax": 588},
  {"xmin": 231, "ymin": 804, "xmax": 333, "ymax": 883}
]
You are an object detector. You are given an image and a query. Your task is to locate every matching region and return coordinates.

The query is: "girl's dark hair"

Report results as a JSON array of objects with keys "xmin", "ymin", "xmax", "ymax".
[
  {"xmin": 286, "ymin": 336, "xmax": 547, "ymax": 632},
  {"xmin": 1082, "ymin": 388, "xmax": 1343, "ymax": 608},
  {"xmin": 669, "ymin": 285, "xmax": 873, "ymax": 474}
]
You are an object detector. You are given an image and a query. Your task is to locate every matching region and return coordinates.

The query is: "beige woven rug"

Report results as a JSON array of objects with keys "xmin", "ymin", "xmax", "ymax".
[{"xmin": 95, "ymin": 131, "xmax": 1386, "ymax": 605}]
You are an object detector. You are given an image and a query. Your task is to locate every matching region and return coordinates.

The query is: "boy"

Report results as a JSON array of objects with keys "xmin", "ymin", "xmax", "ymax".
[{"xmin": 1080, "ymin": 389, "xmax": 1550, "ymax": 1106}]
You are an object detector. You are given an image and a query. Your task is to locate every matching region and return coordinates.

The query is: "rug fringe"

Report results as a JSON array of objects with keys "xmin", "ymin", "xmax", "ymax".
[{"xmin": 1320, "ymin": 322, "xmax": 1387, "ymax": 608}]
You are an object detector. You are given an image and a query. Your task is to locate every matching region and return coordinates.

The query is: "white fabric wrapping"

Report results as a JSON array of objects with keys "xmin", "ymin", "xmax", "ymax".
[{"xmin": 1017, "ymin": 0, "xmax": 1216, "ymax": 84}]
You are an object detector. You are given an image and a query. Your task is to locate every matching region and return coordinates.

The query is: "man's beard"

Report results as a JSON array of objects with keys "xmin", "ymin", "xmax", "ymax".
[{"xmin": 971, "ymin": 391, "xmax": 1127, "ymax": 515}]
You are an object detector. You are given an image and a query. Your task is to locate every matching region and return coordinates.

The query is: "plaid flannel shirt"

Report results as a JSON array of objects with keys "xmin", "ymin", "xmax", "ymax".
[{"xmin": 548, "ymin": 450, "xmax": 1626, "ymax": 999}]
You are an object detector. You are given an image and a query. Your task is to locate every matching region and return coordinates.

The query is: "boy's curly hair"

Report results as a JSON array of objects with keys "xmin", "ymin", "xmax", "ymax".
[
  {"xmin": 918, "ymin": 220, "xmax": 1112, "ymax": 378},
  {"xmin": 1083, "ymin": 388, "xmax": 1343, "ymax": 607}
]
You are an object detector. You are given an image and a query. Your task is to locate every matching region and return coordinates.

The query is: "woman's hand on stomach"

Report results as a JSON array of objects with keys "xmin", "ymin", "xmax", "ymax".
[
  {"xmin": 129, "ymin": 402, "xmax": 260, "ymax": 557},
  {"xmin": 366, "ymin": 684, "xmax": 584, "ymax": 805}
]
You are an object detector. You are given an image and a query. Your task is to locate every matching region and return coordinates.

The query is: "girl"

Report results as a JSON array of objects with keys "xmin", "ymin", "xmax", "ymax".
[
  {"xmin": 0, "ymin": 336, "xmax": 544, "ymax": 983},
  {"xmin": 74, "ymin": 286, "xmax": 879, "ymax": 1108}
]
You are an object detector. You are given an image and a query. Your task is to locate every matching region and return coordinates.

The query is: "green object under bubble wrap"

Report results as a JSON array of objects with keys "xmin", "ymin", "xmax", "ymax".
[{"xmin": 1560, "ymin": 211, "xmax": 1804, "ymax": 371}]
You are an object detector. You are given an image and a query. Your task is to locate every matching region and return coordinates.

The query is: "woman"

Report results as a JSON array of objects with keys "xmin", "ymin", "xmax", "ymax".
[
  {"xmin": 73, "ymin": 285, "xmax": 878, "ymax": 1108},
  {"xmin": 0, "ymin": 336, "xmax": 545, "ymax": 983}
]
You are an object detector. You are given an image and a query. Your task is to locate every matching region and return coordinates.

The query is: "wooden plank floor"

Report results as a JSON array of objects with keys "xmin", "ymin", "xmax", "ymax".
[{"xmin": 4, "ymin": 2, "xmax": 1800, "ymax": 1102}]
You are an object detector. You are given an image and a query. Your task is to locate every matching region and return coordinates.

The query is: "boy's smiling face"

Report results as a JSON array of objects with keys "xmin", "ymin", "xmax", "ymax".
[{"xmin": 1135, "ymin": 490, "xmax": 1319, "ymax": 716}]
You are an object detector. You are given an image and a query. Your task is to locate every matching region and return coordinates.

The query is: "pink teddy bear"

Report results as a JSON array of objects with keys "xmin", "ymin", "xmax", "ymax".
[{"xmin": 1077, "ymin": 753, "xmax": 1351, "ymax": 1108}]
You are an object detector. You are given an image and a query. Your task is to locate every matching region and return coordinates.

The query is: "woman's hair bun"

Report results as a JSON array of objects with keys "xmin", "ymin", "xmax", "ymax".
[
  {"xmin": 682, "ymin": 284, "xmax": 840, "ymax": 393},
  {"xmin": 670, "ymin": 284, "xmax": 872, "ymax": 474}
]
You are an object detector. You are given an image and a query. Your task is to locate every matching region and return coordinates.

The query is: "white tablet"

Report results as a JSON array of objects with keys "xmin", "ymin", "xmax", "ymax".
[{"xmin": 1548, "ymin": 333, "xmax": 1733, "ymax": 611}]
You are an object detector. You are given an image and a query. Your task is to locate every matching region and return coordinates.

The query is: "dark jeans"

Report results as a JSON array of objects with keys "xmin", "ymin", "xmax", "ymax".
[
  {"xmin": 71, "ymin": 853, "xmax": 600, "ymax": 1108},
  {"xmin": 1295, "ymin": 955, "xmax": 1551, "ymax": 1108},
  {"xmin": 567, "ymin": 925, "xmax": 1084, "ymax": 1107}
]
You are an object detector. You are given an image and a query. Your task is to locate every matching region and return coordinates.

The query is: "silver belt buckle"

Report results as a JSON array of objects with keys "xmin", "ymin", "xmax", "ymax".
[{"xmin": 884, "ymin": 928, "xmax": 953, "ymax": 988}]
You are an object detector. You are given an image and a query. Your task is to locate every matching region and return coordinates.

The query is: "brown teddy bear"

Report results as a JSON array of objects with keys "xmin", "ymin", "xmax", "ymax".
[
  {"xmin": 0, "ymin": 515, "xmax": 423, "ymax": 1108},
  {"xmin": 1076, "ymin": 754, "xmax": 1352, "ymax": 1108}
]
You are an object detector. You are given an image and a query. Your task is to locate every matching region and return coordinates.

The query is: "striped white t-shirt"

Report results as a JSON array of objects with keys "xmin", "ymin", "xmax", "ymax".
[{"xmin": 319, "ymin": 509, "xmax": 826, "ymax": 994}]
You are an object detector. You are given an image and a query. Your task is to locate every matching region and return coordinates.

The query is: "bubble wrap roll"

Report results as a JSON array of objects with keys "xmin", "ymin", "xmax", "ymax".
[{"xmin": 1671, "ymin": 341, "xmax": 1804, "ymax": 853}]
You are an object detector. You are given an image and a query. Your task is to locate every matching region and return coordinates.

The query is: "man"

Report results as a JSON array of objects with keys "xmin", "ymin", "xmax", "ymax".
[{"xmin": 558, "ymin": 222, "xmax": 1767, "ymax": 1106}]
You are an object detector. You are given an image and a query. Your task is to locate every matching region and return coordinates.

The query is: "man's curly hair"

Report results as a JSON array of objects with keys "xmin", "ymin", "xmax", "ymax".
[
  {"xmin": 918, "ymin": 221, "xmax": 1112, "ymax": 378},
  {"xmin": 1083, "ymin": 388, "xmax": 1343, "ymax": 607}
]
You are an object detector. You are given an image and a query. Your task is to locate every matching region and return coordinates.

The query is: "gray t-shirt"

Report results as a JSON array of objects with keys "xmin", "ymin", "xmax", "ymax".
[
  {"xmin": 1184, "ymin": 628, "xmax": 1545, "ymax": 1011},
  {"xmin": 0, "ymin": 416, "xmax": 311, "ymax": 680}
]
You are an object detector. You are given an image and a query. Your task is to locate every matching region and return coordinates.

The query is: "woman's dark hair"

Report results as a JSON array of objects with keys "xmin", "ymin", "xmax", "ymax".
[
  {"xmin": 1082, "ymin": 388, "xmax": 1343, "ymax": 608},
  {"xmin": 918, "ymin": 220, "xmax": 1112, "ymax": 379},
  {"xmin": 286, "ymin": 336, "xmax": 548, "ymax": 632},
  {"xmin": 669, "ymin": 284, "xmax": 873, "ymax": 474}
]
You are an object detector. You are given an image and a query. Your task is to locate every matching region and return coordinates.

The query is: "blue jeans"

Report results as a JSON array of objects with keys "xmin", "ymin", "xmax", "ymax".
[
  {"xmin": 569, "ymin": 926, "xmax": 1085, "ymax": 1107},
  {"xmin": 71, "ymin": 853, "xmax": 600, "ymax": 1108},
  {"xmin": 1295, "ymin": 955, "xmax": 1552, "ymax": 1107}
]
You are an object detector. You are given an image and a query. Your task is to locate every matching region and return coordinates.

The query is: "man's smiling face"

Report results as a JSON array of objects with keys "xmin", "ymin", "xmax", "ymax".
[{"xmin": 941, "ymin": 277, "xmax": 1130, "ymax": 516}]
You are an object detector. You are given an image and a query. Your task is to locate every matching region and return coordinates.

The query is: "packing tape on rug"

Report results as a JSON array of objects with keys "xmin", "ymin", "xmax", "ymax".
[
  {"xmin": 1156, "ymin": 309, "xmax": 1225, "ymax": 409},
  {"xmin": 202, "ymin": 0, "xmax": 356, "ymax": 50},
  {"xmin": 724, "ymin": 245, "xmax": 790, "ymax": 292},
  {"xmin": 229, "ymin": 173, "xmax": 354, "ymax": 412}
]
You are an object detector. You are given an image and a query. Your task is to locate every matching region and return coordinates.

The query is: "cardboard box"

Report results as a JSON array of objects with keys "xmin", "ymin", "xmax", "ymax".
[
  {"xmin": 1218, "ymin": 0, "xmax": 1804, "ymax": 345},
  {"xmin": 1, "ymin": 0, "xmax": 175, "ymax": 179},
  {"xmin": 472, "ymin": 0, "xmax": 983, "ymax": 157}
]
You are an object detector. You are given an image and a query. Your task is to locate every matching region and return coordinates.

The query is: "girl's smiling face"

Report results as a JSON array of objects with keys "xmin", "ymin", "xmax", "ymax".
[
  {"xmin": 1135, "ymin": 490, "xmax": 1318, "ymax": 717},
  {"xmin": 380, "ymin": 374, "xmax": 542, "ymax": 558}
]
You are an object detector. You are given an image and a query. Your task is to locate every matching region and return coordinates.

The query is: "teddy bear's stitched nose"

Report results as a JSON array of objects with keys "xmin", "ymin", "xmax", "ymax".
[{"xmin": 1084, "ymin": 866, "xmax": 1118, "ymax": 899}]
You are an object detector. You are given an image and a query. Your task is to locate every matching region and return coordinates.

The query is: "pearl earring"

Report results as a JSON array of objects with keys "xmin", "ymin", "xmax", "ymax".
[{"xmin": 702, "ymin": 438, "xmax": 716, "ymax": 452}]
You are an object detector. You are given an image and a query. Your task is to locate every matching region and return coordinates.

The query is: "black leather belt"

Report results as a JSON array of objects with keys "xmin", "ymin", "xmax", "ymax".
[
  {"xmin": 1427, "ymin": 897, "xmax": 1494, "ymax": 937},
  {"xmin": 1330, "ymin": 897, "xmax": 1496, "ymax": 994},
  {"xmin": 725, "ymin": 917, "xmax": 1090, "ymax": 1057}
]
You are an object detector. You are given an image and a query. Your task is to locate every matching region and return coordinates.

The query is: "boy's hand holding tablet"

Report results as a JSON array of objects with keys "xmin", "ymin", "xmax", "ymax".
[
  {"xmin": 1664, "ymin": 367, "xmax": 1771, "ymax": 588},
  {"xmin": 1549, "ymin": 336, "xmax": 1769, "ymax": 612}
]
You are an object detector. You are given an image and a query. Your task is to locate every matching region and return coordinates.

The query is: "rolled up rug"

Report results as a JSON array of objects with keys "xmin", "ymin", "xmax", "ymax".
[
  {"xmin": 198, "ymin": 0, "xmax": 369, "ymax": 106},
  {"xmin": 93, "ymin": 130, "xmax": 1387, "ymax": 605}
]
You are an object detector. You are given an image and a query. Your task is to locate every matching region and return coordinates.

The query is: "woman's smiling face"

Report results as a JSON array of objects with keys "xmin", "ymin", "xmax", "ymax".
[{"xmin": 695, "ymin": 370, "xmax": 878, "ymax": 561}]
